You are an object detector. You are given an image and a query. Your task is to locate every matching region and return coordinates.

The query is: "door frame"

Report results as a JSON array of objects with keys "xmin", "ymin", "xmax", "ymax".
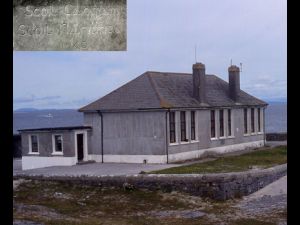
[{"xmin": 74, "ymin": 130, "xmax": 88, "ymax": 162}]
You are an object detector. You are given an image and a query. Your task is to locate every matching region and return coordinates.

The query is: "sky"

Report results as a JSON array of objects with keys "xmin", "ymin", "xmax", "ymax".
[{"xmin": 13, "ymin": 0, "xmax": 287, "ymax": 110}]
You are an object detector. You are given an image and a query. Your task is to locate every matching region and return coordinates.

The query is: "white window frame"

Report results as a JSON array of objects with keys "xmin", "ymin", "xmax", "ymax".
[
  {"xmin": 190, "ymin": 110, "xmax": 199, "ymax": 143},
  {"xmin": 250, "ymin": 107, "xmax": 256, "ymax": 135},
  {"xmin": 219, "ymin": 109, "xmax": 226, "ymax": 139},
  {"xmin": 179, "ymin": 111, "xmax": 189, "ymax": 144},
  {"xmin": 227, "ymin": 109, "xmax": 235, "ymax": 138},
  {"xmin": 168, "ymin": 111, "xmax": 178, "ymax": 146},
  {"xmin": 257, "ymin": 107, "xmax": 264, "ymax": 134},
  {"xmin": 52, "ymin": 134, "xmax": 64, "ymax": 155},
  {"xmin": 210, "ymin": 109, "xmax": 218, "ymax": 140},
  {"xmin": 28, "ymin": 134, "xmax": 39, "ymax": 154},
  {"xmin": 243, "ymin": 108, "xmax": 251, "ymax": 136}
]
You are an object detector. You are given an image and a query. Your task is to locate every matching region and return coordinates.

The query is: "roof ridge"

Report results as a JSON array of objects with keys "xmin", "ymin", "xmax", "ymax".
[
  {"xmin": 148, "ymin": 71, "xmax": 191, "ymax": 75},
  {"xmin": 147, "ymin": 71, "xmax": 217, "ymax": 76}
]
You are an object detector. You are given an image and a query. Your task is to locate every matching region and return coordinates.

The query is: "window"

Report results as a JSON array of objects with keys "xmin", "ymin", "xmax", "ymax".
[
  {"xmin": 219, "ymin": 109, "xmax": 224, "ymax": 137},
  {"xmin": 244, "ymin": 108, "xmax": 248, "ymax": 134},
  {"xmin": 211, "ymin": 110, "xmax": 216, "ymax": 138},
  {"xmin": 258, "ymin": 108, "xmax": 261, "ymax": 132},
  {"xmin": 169, "ymin": 112, "xmax": 176, "ymax": 143},
  {"xmin": 228, "ymin": 109, "xmax": 232, "ymax": 136},
  {"xmin": 191, "ymin": 111, "xmax": 196, "ymax": 140},
  {"xmin": 29, "ymin": 135, "xmax": 39, "ymax": 153},
  {"xmin": 53, "ymin": 134, "xmax": 63, "ymax": 153},
  {"xmin": 251, "ymin": 108, "xmax": 255, "ymax": 133},
  {"xmin": 180, "ymin": 111, "xmax": 187, "ymax": 141}
]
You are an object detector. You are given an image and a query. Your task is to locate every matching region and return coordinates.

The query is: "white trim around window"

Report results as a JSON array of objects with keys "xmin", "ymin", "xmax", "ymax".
[
  {"xmin": 52, "ymin": 134, "xmax": 64, "ymax": 155},
  {"xmin": 190, "ymin": 110, "xmax": 199, "ymax": 143},
  {"xmin": 219, "ymin": 109, "xmax": 225, "ymax": 139},
  {"xmin": 227, "ymin": 109, "xmax": 235, "ymax": 138},
  {"xmin": 28, "ymin": 134, "xmax": 39, "ymax": 154},
  {"xmin": 257, "ymin": 107, "xmax": 264, "ymax": 134},
  {"xmin": 250, "ymin": 107, "xmax": 256, "ymax": 135},
  {"xmin": 210, "ymin": 109, "xmax": 217, "ymax": 140},
  {"xmin": 179, "ymin": 111, "xmax": 189, "ymax": 144},
  {"xmin": 168, "ymin": 111, "xmax": 178, "ymax": 145}
]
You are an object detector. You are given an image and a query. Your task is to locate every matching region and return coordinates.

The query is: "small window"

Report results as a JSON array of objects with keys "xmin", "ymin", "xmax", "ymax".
[
  {"xmin": 191, "ymin": 111, "xmax": 196, "ymax": 140},
  {"xmin": 219, "ymin": 109, "xmax": 224, "ymax": 137},
  {"xmin": 29, "ymin": 135, "xmax": 39, "ymax": 153},
  {"xmin": 53, "ymin": 134, "xmax": 63, "ymax": 152},
  {"xmin": 169, "ymin": 112, "xmax": 176, "ymax": 143},
  {"xmin": 211, "ymin": 110, "xmax": 216, "ymax": 138},
  {"xmin": 244, "ymin": 108, "xmax": 248, "ymax": 134},
  {"xmin": 258, "ymin": 108, "xmax": 261, "ymax": 132},
  {"xmin": 180, "ymin": 111, "xmax": 187, "ymax": 141},
  {"xmin": 228, "ymin": 109, "xmax": 232, "ymax": 136},
  {"xmin": 251, "ymin": 108, "xmax": 255, "ymax": 133}
]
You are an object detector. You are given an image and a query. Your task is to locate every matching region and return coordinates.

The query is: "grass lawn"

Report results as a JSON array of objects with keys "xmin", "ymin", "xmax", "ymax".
[{"xmin": 149, "ymin": 145, "xmax": 287, "ymax": 174}]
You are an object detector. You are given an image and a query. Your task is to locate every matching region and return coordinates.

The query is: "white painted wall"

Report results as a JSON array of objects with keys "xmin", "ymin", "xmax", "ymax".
[{"xmin": 22, "ymin": 156, "xmax": 77, "ymax": 170}]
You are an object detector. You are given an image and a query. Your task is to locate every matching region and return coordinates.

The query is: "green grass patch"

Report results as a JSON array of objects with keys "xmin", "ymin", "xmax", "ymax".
[{"xmin": 150, "ymin": 146, "xmax": 287, "ymax": 174}]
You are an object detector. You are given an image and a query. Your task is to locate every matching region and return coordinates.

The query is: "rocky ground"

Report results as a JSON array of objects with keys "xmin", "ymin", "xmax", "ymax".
[{"xmin": 13, "ymin": 175, "xmax": 287, "ymax": 225}]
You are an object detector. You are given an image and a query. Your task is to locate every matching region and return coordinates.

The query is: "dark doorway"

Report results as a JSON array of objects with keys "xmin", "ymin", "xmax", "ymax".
[{"xmin": 77, "ymin": 133, "xmax": 84, "ymax": 161}]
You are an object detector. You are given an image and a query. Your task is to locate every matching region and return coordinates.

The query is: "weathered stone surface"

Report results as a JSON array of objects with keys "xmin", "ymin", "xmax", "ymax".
[
  {"xmin": 13, "ymin": 0, "xmax": 127, "ymax": 51},
  {"xmin": 14, "ymin": 164, "xmax": 287, "ymax": 201}
]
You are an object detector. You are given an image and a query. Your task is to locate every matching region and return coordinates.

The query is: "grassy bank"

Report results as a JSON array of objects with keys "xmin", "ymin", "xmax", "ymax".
[{"xmin": 150, "ymin": 145, "xmax": 287, "ymax": 174}]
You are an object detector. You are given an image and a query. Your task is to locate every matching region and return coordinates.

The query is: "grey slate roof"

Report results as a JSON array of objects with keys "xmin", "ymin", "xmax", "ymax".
[{"xmin": 79, "ymin": 72, "xmax": 267, "ymax": 112}]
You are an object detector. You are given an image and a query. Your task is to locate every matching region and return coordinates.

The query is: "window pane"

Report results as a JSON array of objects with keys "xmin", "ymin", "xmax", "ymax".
[
  {"xmin": 219, "ymin": 110, "xmax": 224, "ymax": 137},
  {"xmin": 54, "ymin": 135, "xmax": 63, "ymax": 152},
  {"xmin": 169, "ymin": 112, "xmax": 176, "ymax": 143},
  {"xmin": 211, "ymin": 110, "xmax": 215, "ymax": 138},
  {"xmin": 251, "ymin": 108, "xmax": 255, "ymax": 133},
  {"xmin": 244, "ymin": 108, "xmax": 248, "ymax": 134},
  {"xmin": 180, "ymin": 111, "xmax": 186, "ymax": 141},
  {"xmin": 228, "ymin": 109, "xmax": 231, "ymax": 136},
  {"xmin": 31, "ymin": 135, "xmax": 38, "ymax": 152},
  {"xmin": 191, "ymin": 111, "xmax": 195, "ymax": 140}
]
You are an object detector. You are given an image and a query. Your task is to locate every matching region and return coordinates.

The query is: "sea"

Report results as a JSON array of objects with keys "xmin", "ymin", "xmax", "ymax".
[{"xmin": 13, "ymin": 103, "xmax": 287, "ymax": 134}]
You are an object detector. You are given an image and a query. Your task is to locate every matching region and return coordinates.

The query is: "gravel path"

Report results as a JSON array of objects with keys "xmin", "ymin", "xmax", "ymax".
[{"xmin": 13, "ymin": 162, "xmax": 181, "ymax": 176}]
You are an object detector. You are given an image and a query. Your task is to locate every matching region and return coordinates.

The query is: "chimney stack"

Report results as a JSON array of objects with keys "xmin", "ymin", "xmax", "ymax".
[
  {"xmin": 228, "ymin": 65, "xmax": 240, "ymax": 102},
  {"xmin": 192, "ymin": 62, "xmax": 206, "ymax": 104}
]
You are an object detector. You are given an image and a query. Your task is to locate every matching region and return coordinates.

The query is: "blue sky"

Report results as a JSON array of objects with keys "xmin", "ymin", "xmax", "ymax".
[{"xmin": 13, "ymin": 0, "xmax": 287, "ymax": 110}]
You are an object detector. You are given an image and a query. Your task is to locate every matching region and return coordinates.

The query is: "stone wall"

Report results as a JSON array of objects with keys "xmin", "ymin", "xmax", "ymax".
[
  {"xmin": 14, "ymin": 164, "xmax": 287, "ymax": 201},
  {"xmin": 266, "ymin": 133, "xmax": 287, "ymax": 141}
]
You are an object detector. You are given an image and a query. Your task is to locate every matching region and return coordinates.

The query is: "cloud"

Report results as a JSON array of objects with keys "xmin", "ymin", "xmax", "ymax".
[{"xmin": 13, "ymin": 0, "xmax": 286, "ymax": 109}]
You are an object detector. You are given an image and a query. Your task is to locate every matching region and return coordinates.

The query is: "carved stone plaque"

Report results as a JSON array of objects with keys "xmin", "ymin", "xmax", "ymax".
[{"xmin": 13, "ymin": 0, "xmax": 127, "ymax": 51}]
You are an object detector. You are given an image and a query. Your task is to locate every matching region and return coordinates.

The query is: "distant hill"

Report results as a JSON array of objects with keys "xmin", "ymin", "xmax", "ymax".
[{"xmin": 14, "ymin": 108, "xmax": 39, "ymax": 112}]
